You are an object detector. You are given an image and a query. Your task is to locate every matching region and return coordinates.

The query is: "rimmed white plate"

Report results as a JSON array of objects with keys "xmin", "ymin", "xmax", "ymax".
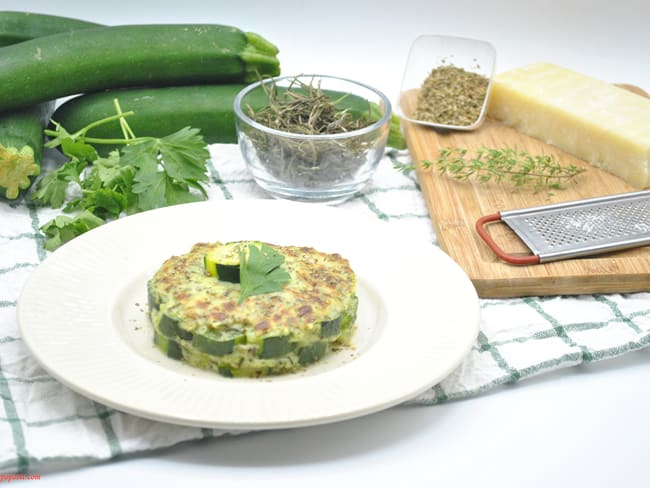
[{"xmin": 18, "ymin": 199, "xmax": 479, "ymax": 430}]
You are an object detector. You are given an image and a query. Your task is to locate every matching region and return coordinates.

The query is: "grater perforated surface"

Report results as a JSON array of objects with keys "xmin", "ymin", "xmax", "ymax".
[{"xmin": 500, "ymin": 190, "xmax": 650, "ymax": 262}]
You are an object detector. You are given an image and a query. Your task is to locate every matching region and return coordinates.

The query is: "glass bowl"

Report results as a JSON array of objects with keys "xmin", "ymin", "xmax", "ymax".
[
  {"xmin": 234, "ymin": 74, "xmax": 392, "ymax": 204},
  {"xmin": 397, "ymin": 35, "xmax": 496, "ymax": 131}
]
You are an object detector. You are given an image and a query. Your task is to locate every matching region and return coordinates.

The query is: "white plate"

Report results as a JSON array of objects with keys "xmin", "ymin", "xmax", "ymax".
[{"xmin": 17, "ymin": 199, "xmax": 479, "ymax": 430}]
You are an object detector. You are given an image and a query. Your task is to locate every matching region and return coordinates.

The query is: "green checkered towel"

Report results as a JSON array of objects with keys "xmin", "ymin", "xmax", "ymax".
[{"xmin": 2, "ymin": 144, "xmax": 649, "ymax": 474}]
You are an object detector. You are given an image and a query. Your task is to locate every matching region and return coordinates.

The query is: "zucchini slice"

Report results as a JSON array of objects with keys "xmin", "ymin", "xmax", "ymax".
[
  {"xmin": 147, "ymin": 283, "xmax": 159, "ymax": 313},
  {"xmin": 298, "ymin": 342, "xmax": 327, "ymax": 365},
  {"xmin": 158, "ymin": 314, "xmax": 193, "ymax": 341},
  {"xmin": 259, "ymin": 335, "xmax": 295, "ymax": 359},
  {"xmin": 204, "ymin": 243, "xmax": 241, "ymax": 283},
  {"xmin": 342, "ymin": 297, "xmax": 359, "ymax": 330},
  {"xmin": 320, "ymin": 316, "xmax": 342, "ymax": 338},
  {"xmin": 192, "ymin": 326, "xmax": 245, "ymax": 356},
  {"xmin": 153, "ymin": 331, "xmax": 183, "ymax": 360},
  {"xmin": 218, "ymin": 366, "xmax": 234, "ymax": 378}
]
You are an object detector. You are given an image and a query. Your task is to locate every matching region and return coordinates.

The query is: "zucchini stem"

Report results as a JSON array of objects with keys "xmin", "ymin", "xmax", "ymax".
[
  {"xmin": 241, "ymin": 33, "xmax": 281, "ymax": 83},
  {"xmin": 244, "ymin": 32, "xmax": 279, "ymax": 56}
]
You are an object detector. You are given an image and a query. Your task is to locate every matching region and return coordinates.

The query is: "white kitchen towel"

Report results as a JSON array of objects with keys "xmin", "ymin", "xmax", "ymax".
[{"xmin": 1, "ymin": 144, "xmax": 649, "ymax": 474}]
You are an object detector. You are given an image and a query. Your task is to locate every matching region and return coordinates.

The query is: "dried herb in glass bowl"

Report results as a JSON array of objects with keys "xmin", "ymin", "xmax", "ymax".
[{"xmin": 234, "ymin": 75, "xmax": 392, "ymax": 203}]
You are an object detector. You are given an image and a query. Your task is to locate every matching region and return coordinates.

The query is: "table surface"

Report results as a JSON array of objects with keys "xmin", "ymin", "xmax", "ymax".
[{"xmin": 6, "ymin": 0, "xmax": 649, "ymax": 485}]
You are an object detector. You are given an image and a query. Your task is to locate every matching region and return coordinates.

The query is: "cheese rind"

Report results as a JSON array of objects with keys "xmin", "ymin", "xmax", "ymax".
[{"xmin": 488, "ymin": 63, "xmax": 650, "ymax": 188}]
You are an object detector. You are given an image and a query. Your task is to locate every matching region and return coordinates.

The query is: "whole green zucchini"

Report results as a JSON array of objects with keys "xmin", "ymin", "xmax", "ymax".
[
  {"xmin": 0, "ymin": 24, "xmax": 280, "ymax": 112},
  {"xmin": 0, "ymin": 102, "xmax": 54, "ymax": 199},
  {"xmin": 51, "ymin": 85, "xmax": 407, "ymax": 152},
  {"xmin": 52, "ymin": 85, "xmax": 245, "ymax": 153},
  {"xmin": 0, "ymin": 11, "xmax": 101, "ymax": 46}
]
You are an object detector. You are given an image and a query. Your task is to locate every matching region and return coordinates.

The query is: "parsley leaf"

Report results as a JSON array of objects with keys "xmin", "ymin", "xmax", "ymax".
[
  {"xmin": 40, "ymin": 211, "xmax": 105, "ymax": 251},
  {"xmin": 30, "ymin": 158, "xmax": 87, "ymax": 208},
  {"xmin": 238, "ymin": 244, "xmax": 291, "ymax": 303},
  {"xmin": 122, "ymin": 128, "xmax": 209, "ymax": 211},
  {"xmin": 90, "ymin": 150, "xmax": 132, "ymax": 190},
  {"xmin": 155, "ymin": 127, "xmax": 211, "ymax": 184},
  {"xmin": 60, "ymin": 137, "xmax": 98, "ymax": 164}
]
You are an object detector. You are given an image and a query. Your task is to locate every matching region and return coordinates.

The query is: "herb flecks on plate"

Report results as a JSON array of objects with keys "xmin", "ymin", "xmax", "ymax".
[
  {"xmin": 32, "ymin": 100, "xmax": 210, "ymax": 251},
  {"xmin": 238, "ymin": 243, "xmax": 291, "ymax": 303}
]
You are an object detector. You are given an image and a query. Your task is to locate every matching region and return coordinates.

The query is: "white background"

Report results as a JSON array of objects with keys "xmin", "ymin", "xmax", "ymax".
[{"xmin": 2, "ymin": 1, "xmax": 650, "ymax": 486}]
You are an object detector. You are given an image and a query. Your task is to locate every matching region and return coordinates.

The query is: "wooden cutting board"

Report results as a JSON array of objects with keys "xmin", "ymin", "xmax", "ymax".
[{"xmin": 401, "ymin": 86, "xmax": 650, "ymax": 298}]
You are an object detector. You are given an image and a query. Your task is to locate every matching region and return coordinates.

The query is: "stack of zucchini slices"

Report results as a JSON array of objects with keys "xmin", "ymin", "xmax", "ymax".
[{"xmin": 148, "ymin": 241, "xmax": 358, "ymax": 377}]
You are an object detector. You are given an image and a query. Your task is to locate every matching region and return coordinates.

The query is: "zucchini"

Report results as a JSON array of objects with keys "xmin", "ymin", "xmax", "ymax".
[
  {"xmin": 218, "ymin": 367, "xmax": 234, "ymax": 378},
  {"xmin": 338, "ymin": 298, "xmax": 358, "ymax": 344},
  {"xmin": 320, "ymin": 316, "xmax": 342, "ymax": 338},
  {"xmin": 51, "ymin": 85, "xmax": 407, "ymax": 154},
  {"xmin": 204, "ymin": 242, "xmax": 243, "ymax": 283},
  {"xmin": 298, "ymin": 342, "xmax": 327, "ymax": 365},
  {"xmin": 259, "ymin": 335, "xmax": 295, "ymax": 359},
  {"xmin": 192, "ymin": 326, "xmax": 245, "ymax": 357},
  {"xmin": 0, "ymin": 11, "xmax": 101, "ymax": 46},
  {"xmin": 153, "ymin": 331, "xmax": 183, "ymax": 360},
  {"xmin": 147, "ymin": 283, "xmax": 159, "ymax": 313},
  {"xmin": 158, "ymin": 314, "xmax": 193, "ymax": 341},
  {"xmin": 52, "ymin": 85, "xmax": 244, "ymax": 155},
  {"xmin": 0, "ymin": 101, "xmax": 54, "ymax": 199},
  {"xmin": 0, "ymin": 24, "xmax": 280, "ymax": 112},
  {"xmin": 207, "ymin": 262, "xmax": 240, "ymax": 284}
]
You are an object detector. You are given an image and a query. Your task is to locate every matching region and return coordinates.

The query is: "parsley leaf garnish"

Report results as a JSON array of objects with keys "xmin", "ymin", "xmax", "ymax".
[
  {"xmin": 238, "ymin": 244, "xmax": 291, "ymax": 303},
  {"xmin": 32, "ymin": 101, "xmax": 210, "ymax": 250}
]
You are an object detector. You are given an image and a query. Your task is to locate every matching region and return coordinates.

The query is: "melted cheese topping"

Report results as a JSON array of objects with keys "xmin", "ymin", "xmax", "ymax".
[{"xmin": 150, "ymin": 241, "xmax": 356, "ymax": 335}]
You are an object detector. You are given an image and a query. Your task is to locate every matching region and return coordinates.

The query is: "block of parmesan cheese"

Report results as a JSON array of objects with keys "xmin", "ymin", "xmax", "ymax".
[{"xmin": 488, "ymin": 63, "xmax": 650, "ymax": 188}]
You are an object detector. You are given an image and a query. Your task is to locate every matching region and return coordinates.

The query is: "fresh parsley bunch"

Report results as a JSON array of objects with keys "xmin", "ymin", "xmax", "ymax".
[{"xmin": 32, "ymin": 102, "xmax": 210, "ymax": 251}]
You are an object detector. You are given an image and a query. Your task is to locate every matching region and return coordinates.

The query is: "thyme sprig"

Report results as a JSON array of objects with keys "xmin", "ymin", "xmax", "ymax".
[
  {"xmin": 429, "ymin": 147, "xmax": 585, "ymax": 192},
  {"xmin": 394, "ymin": 146, "xmax": 585, "ymax": 193}
]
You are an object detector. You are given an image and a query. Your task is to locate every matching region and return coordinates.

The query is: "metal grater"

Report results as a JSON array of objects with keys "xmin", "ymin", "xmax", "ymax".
[{"xmin": 476, "ymin": 190, "xmax": 650, "ymax": 265}]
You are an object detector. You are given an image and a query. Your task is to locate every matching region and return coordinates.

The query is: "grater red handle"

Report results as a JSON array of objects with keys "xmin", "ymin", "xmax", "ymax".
[{"xmin": 475, "ymin": 213, "xmax": 540, "ymax": 265}]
